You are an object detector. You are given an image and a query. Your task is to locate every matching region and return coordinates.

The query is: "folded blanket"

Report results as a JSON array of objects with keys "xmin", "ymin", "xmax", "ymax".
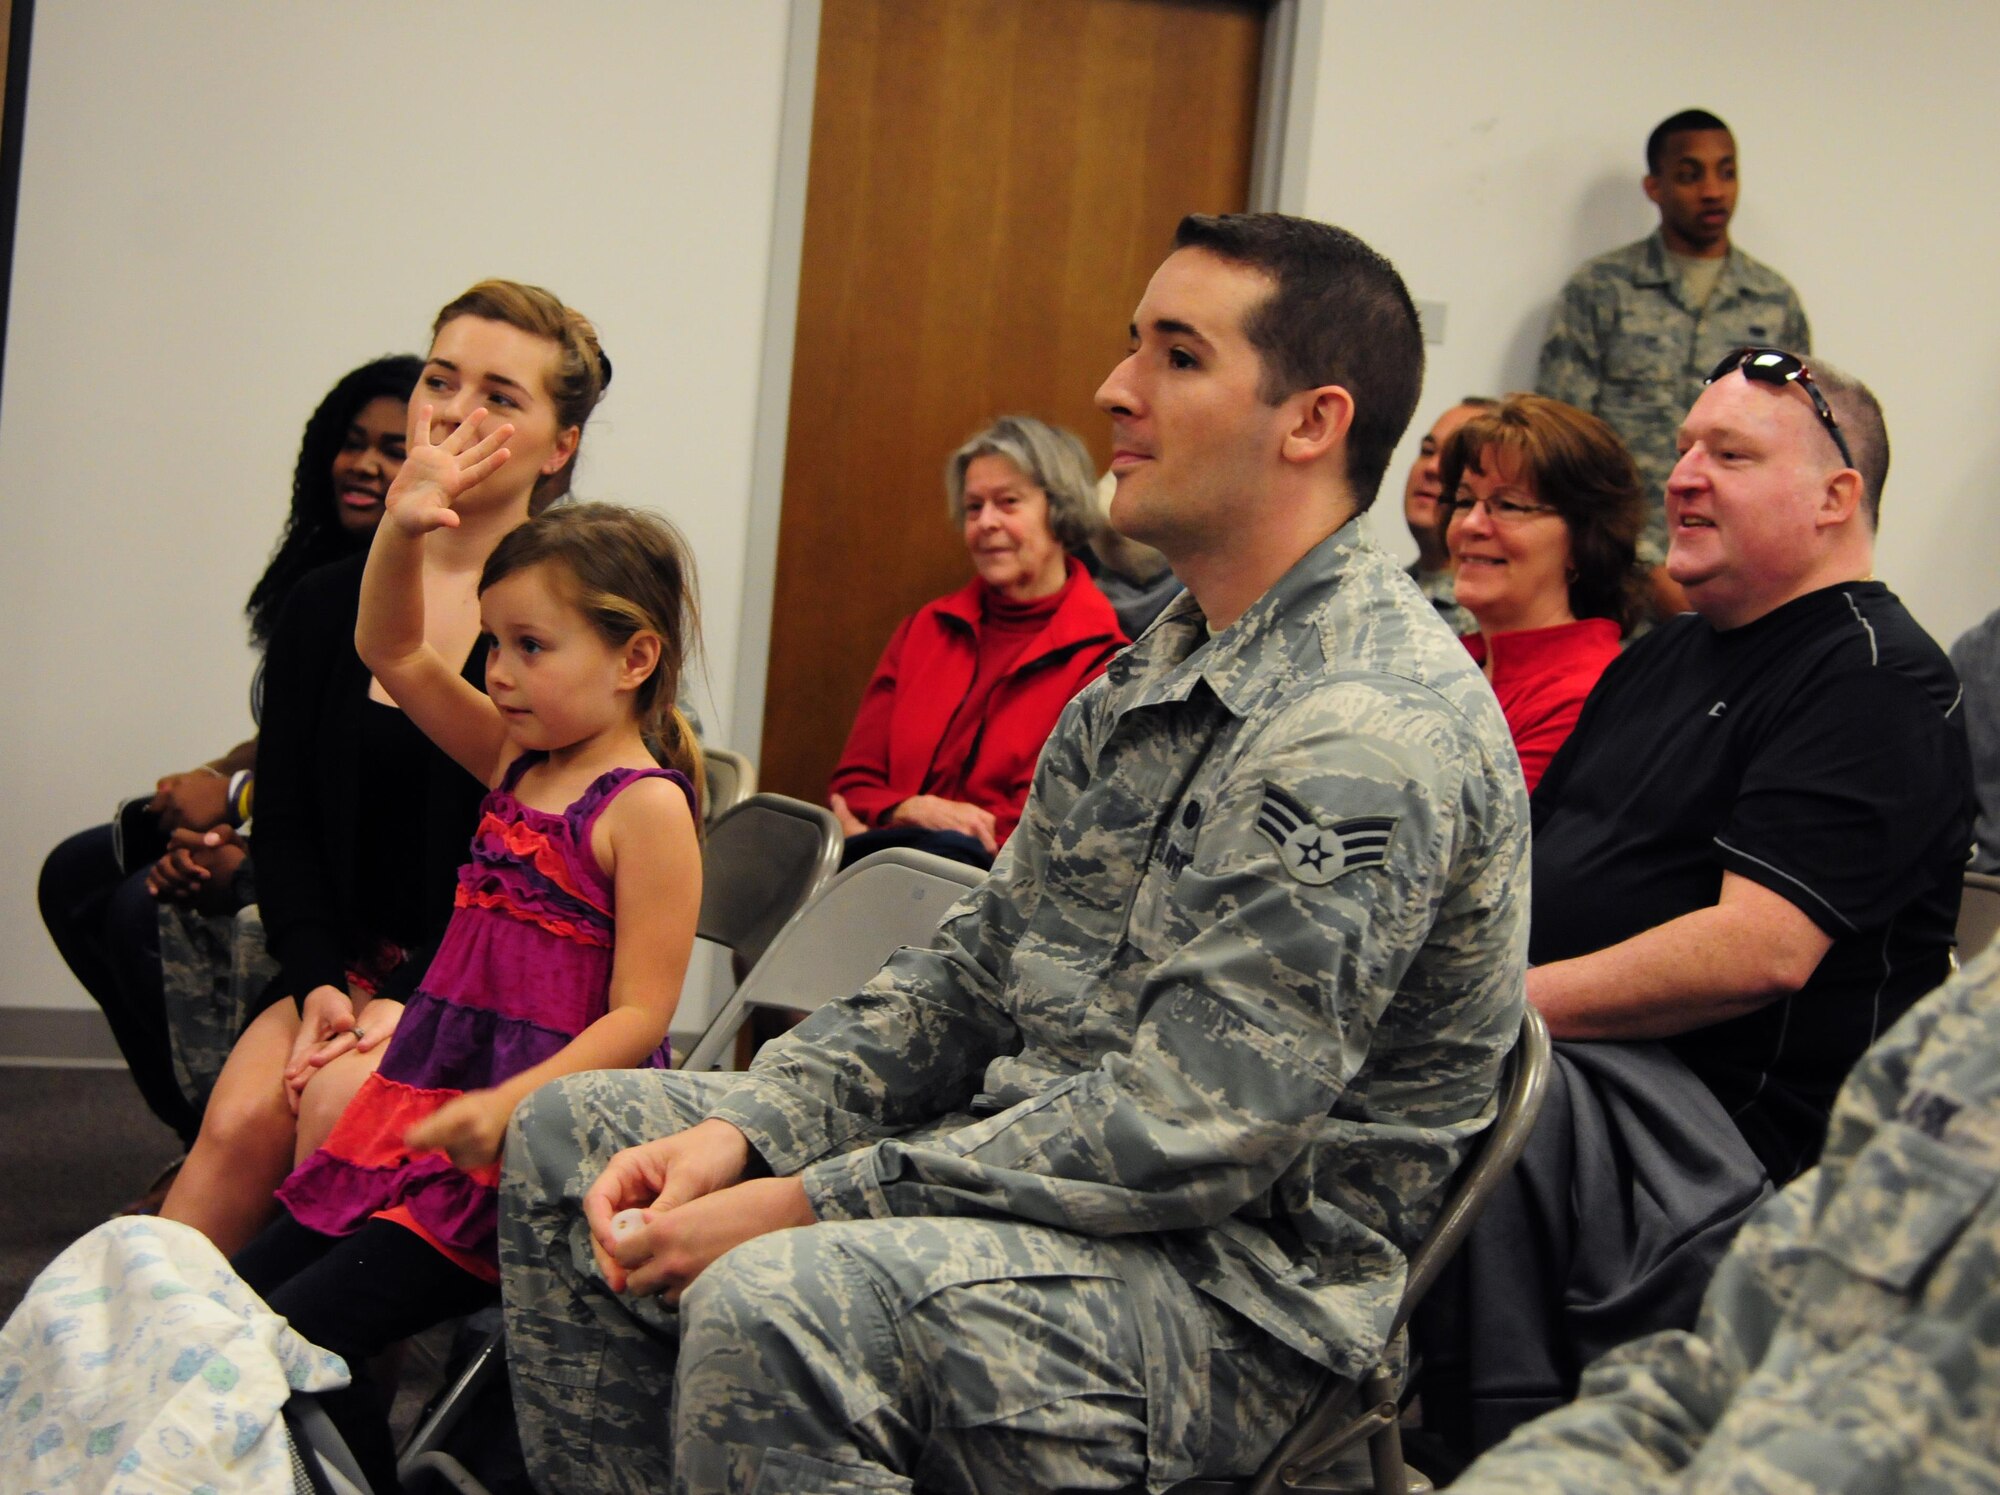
[{"xmin": 0, "ymin": 1216, "xmax": 349, "ymax": 1493}]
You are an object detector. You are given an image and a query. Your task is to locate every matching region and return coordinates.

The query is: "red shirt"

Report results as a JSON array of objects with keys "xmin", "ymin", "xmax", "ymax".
[
  {"xmin": 1462, "ymin": 617, "xmax": 1622, "ymax": 792},
  {"xmin": 831, "ymin": 559, "xmax": 1127, "ymax": 846}
]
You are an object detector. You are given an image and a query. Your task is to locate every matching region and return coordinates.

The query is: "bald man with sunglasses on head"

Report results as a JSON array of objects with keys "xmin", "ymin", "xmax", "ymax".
[
  {"xmin": 1530, "ymin": 349, "xmax": 1969, "ymax": 1184},
  {"xmin": 1415, "ymin": 352, "xmax": 1973, "ymax": 1467}
]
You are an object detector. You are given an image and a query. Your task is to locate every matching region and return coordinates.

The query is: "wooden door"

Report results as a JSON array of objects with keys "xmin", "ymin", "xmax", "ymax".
[{"xmin": 759, "ymin": 0, "xmax": 1265, "ymax": 801}]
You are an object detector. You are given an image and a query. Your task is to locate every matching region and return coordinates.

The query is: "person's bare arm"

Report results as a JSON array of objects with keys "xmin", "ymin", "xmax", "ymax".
[
  {"xmin": 355, "ymin": 400, "xmax": 515, "ymax": 784},
  {"xmin": 1528, "ymin": 871, "xmax": 1832, "ymax": 1041},
  {"xmin": 211, "ymin": 738, "xmax": 258, "ymax": 776},
  {"xmin": 148, "ymin": 737, "xmax": 256, "ymax": 832},
  {"xmin": 405, "ymin": 777, "xmax": 701, "ymax": 1170}
]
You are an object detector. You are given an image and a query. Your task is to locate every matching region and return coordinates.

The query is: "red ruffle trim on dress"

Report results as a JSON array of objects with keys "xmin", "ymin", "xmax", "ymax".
[
  {"xmin": 451, "ymin": 884, "xmax": 612, "ymax": 947},
  {"xmin": 475, "ymin": 812, "xmax": 609, "ymax": 918},
  {"xmin": 278, "ymin": 1074, "xmax": 504, "ymax": 1259}
]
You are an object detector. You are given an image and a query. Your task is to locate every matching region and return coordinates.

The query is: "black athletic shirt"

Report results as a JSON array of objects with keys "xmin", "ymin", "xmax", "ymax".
[{"xmin": 1530, "ymin": 581, "xmax": 1972, "ymax": 1182}]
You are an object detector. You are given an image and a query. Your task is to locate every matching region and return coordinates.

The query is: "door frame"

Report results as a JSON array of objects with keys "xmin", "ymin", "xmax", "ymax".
[
  {"xmin": 0, "ymin": 0, "xmax": 36, "ymax": 411},
  {"xmin": 726, "ymin": 0, "xmax": 1322, "ymax": 756}
]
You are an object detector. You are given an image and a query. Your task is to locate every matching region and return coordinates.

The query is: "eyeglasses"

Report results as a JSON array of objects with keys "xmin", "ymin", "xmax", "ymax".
[
  {"xmin": 1441, "ymin": 493, "xmax": 1561, "ymax": 527},
  {"xmin": 1704, "ymin": 347, "xmax": 1855, "ymax": 470}
]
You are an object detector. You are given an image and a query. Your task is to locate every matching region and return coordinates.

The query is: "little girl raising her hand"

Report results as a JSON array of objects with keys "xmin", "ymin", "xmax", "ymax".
[{"xmin": 231, "ymin": 399, "xmax": 705, "ymax": 1489}]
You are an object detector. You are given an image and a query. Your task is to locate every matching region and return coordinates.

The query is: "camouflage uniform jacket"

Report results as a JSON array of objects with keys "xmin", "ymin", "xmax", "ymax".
[
  {"xmin": 1409, "ymin": 561, "xmax": 1475, "ymax": 639},
  {"xmin": 1950, "ymin": 607, "xmax": 2000, "ymax": 873},
  {"xmin": 1535, "ymin": 231, "xmax": 1810, "ymax": 562},
  {"xmin": 1448, "ymin": 947, "xmax": 2000, "ymax": 1494},
  {"xmin": 706, "ymin": 521, "xmax": 1529, "ymax": 1378}
]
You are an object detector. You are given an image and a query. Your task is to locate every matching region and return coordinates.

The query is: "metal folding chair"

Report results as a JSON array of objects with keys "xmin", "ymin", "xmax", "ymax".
[
  {"xmin": 286, "ymin": 1392, "xmax": 373, "ymax": 1494},
  {"xmin": 677, "ymin": 847, "xmax": 986, "ymax": 1072},
  {"xmin": 694, "ymin": 793, "xmax": 843, "ymax": 980},
  {"xmin": 1169, "ymin": 1005, "xmax": 1552, "ymax": 1495},
  {"xmin": 700, "ymin": 745, "xmax": 757, "ymax": 825},
  {"xmin": 1958, "ymin": 870, "xmax": 2000, "ymax": 964}
]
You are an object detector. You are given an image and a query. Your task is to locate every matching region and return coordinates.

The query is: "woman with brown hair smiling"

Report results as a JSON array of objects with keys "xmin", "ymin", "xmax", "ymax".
[{"xmin": 1440, "ymin": 393, "xmax": 1645, "ymax": 791}]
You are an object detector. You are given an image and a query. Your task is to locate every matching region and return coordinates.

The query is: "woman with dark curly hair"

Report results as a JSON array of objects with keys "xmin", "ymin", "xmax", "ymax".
[
  {"xmin": 245, "ymin": 355, "xmax": 428, "ymax": 647},
  {"xmin": 1439, "ymin": 393, "xmax": 1645, "ymax": 791},
  {"xmin": 37, "ymin": 354, "xmax": 422, "ymax": 1145}
]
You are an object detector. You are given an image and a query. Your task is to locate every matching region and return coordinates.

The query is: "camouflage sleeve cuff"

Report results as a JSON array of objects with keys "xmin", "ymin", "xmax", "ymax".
[
  {"xmin": 703, "ymin": 1083, "xmax": 824, "ymax": 1178},
  {"xmin": 798, "ymin": 1148, "xmax": 885, "ymax": 1223}
]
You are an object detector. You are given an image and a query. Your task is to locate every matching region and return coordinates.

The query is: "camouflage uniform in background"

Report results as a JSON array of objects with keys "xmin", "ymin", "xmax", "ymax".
[
  {"xmin": 501, "ymin": 522, "xmax": 1531, "ymax": 1495},
  {"xmin": 1446, "ymin": 946, "xmax": 2000, "ymax": 1494},
  {"xmin": 158, "ymin": 900, "xmax": 275, "ymax": 1113},
  {"xmin": 1950, "ymin": 607, "xmax": 2000, "ymax": 873},
  {"xmin": 1409, "ymin": 561, "xmax": 1475, "ymax": 638},
  {"xmin": 1535, "ymin": 230, "xmax": 1811, "ymax": 565}
]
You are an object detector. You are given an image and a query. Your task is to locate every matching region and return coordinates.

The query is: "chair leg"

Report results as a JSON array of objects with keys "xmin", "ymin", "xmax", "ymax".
[
  {"xmin": 402, "ymin": 1450, "xmax": 498, "ymax": 1494},
  {"xmin": 396, "ymin": 1326, "xmax": 505, "ymax": 1483},
  {"xmin": 1367, "ymin": 1417, "xmax": 1409, "ymax": 1495}
]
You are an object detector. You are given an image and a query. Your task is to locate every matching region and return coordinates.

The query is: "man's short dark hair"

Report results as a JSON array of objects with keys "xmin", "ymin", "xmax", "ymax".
[
  {"xmin": 1646, "ymin": 109, "xmax": 1732, "ymax": 174},
  {"xmin": 1172, "ymin": 212, "xmax": 1424, "ymax": 510}
]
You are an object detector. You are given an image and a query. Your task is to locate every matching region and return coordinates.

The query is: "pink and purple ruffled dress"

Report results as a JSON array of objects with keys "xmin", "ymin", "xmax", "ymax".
[{"xmin": 277, "ymin": 754, "xmax": 691, "ymax": 1280}]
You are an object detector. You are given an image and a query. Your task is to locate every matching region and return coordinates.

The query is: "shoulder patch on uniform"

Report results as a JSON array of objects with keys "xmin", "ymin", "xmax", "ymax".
[{"xmin": 1254, "ymin": 784, "xmax": 1398, "ymax": 886}]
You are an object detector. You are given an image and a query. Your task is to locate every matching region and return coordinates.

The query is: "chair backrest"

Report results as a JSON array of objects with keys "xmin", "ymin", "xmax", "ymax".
[
  {"xmin": 695, "ymin": 794, "xmax": 843, "ymax": 976},
  {"xmin": 1393, "ymin": 1004, "xmax": 1551, "ymax": 1332},
  {"xmin": 1960, "ymin": 871, "xmax": 2000, "ymax": 963},
  {"xmin": 677, "ymin": 848, "xmax": 985, "ymax": 1073},
  {"xmin": 1229, "ymin": 1005, "xmax": 1554, "ymax": 1495},
  {"xmin": 702, "ymin": 746, "xmax": 757, "ymax": 825}
]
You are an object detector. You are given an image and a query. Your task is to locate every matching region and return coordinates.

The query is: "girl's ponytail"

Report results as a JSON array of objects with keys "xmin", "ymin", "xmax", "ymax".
[{"xmin": 651, "ymin": 704, "xmax": 706, "ymax": 825}]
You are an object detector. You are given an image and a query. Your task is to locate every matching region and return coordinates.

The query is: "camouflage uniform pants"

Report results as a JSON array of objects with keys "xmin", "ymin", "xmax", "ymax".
[
  {"xmin": 158, "ymin": 900, "xmax": 275, "ymax": 1113},
  {"xmin": 500, "ymin": 1071, "xmax": 1317, "ymax": 1495}
]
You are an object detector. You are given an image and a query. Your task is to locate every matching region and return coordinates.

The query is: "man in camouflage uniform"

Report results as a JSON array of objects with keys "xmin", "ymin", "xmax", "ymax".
[
  {"xmin": 1536, "ymin": 109, "xmax": 1810, "ymax": 616},
  {"xmin": 498, "ymin": 212, "xmax": 1530, "ymax": 1495},
  {"xmin": 1447, "ymin": 945, "xmax": 2000, "ymax": 1494}
]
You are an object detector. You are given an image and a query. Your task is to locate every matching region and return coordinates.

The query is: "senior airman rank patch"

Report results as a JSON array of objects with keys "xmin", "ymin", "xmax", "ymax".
[{"xmin": 1255, "ymin": 783, "xmax": 1397, "ymax": 886}]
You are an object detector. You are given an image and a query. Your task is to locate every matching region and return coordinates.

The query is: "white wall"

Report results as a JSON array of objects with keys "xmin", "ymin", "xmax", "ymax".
[
  {"xmin": 1312, "ymin": 2, "xmax": 2000, "ymax": 653},
  {"xmin": 0, "ymin": 2, "xmax": 792, "ymax": 1010}
]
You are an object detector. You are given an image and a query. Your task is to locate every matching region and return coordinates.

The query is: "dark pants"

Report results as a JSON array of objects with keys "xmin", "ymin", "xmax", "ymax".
[
  {"xmin": 38, "ymin": 823, "xmax": 198, "ymax": 1143},
  {"xmin": 235, "ymin": 1212, "xmax": 497, "ymax": 1492},
  {"xmin": 1410, "ymin": 1040, "xmax": 1772, "ymax": 1475},
  {"xmin": 840, "ymin": 825, "xmax": 995, "ymax": 872}
]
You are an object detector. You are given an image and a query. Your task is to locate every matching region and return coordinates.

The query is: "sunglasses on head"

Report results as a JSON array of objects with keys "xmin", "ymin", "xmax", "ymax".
[{"xmin": 1704, "ymin": 347, "xmax": 1855, "ymax": 471}]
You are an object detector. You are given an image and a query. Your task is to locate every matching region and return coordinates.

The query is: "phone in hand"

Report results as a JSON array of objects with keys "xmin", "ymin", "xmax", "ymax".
[{"xmin": 111, "ymin": 796, "xmax": 169, "ymax": 875}]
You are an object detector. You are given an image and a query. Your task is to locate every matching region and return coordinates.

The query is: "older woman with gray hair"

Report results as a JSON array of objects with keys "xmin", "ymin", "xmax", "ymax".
[{"xmin": 830, "ymin": 415, "xmax": 1127, "ymax": 868}]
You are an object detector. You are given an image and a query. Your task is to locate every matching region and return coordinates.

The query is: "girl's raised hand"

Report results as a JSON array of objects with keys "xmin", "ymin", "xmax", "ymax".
[{"xmin": 385, "ymin": 402, "xmax": 516, "ymax": 537}]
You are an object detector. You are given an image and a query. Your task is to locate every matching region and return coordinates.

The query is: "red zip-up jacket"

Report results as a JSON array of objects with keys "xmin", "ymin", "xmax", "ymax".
[{"xmin": 830, "ymin": 561, "xmax": 1127, "ymax": 847}]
